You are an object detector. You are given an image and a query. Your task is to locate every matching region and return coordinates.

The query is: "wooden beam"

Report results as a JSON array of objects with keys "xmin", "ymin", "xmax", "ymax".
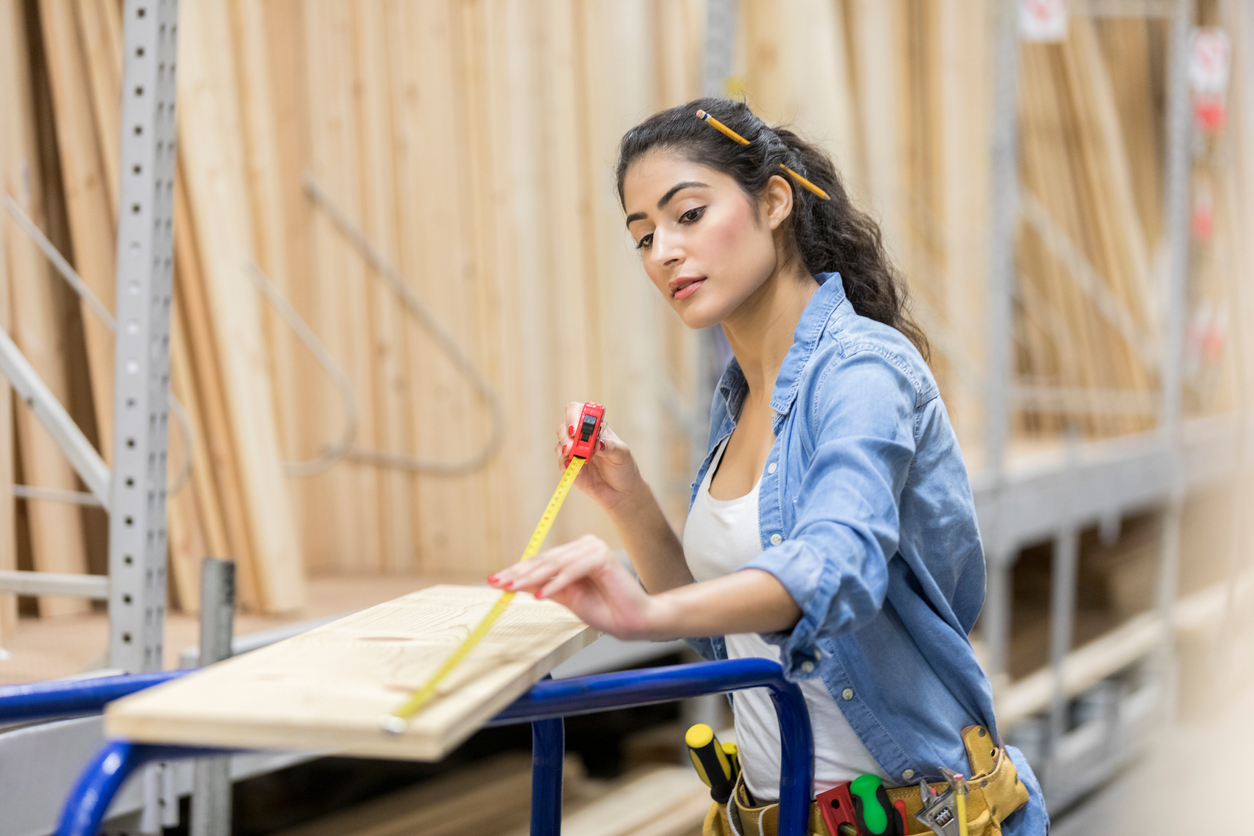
[
  {"xmin": 352, "ymin": 0, "xmax": 412, "ymax": 574},
  {"xmin": 512, "ymin": 766, "xmax": 708, "ymax": 836},
  {"xmin": 301, "ymin": 0, "xmax": 380, "ymax": 573},
  {"xmin": 0, "ymin": 0, "xmax": 26, "ymax": 635},
  {"xmin": 36, "ymin": 0, "xmax": 116, "ymax": 457},
  {"xmin": 3, "ymin": 0, "xmax": 90, "ymax": 618},
  {"xmin": 269, "ymin": 753, "xmax": 543, "ymax": 836},
  {"xmin": 936, "ymin": 0, "xmax": 993, "ymax": 452},
  {"xmin": 106, "ymin": 585, "xmax": 597, "ymax": 760},
  {"xmin": 176, "ymin": 0, "xmax": 305, "ymax": 612},
  {"xmin": 71, "ymin": 0, "xmax": 123, "ymax": 209}
]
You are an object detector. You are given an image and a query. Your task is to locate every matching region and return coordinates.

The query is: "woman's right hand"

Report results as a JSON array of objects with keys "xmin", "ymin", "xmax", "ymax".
[{"xmin": 557, "ymin": 402, "xmax": 642, "ymax": 510}]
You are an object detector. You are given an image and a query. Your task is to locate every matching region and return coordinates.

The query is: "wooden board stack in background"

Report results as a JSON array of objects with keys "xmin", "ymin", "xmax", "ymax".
[{"xmin": 0, "ymin": 1, "xmax": 1250, "ymax": 620}]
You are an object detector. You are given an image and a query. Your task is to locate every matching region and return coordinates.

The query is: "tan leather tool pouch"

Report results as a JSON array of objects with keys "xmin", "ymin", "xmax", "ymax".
[{"xmin": 701, "ymin": 725, "xmax": 1030, "ymax": 836}]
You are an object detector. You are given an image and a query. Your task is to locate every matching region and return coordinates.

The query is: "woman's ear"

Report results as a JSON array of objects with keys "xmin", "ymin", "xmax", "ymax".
[{"xmin": 763, "ymin": 173, "xmax": 794, "ymax": 231}]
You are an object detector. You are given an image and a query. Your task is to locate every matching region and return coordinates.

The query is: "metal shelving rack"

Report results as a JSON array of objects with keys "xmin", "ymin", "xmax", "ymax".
[
  {"xmin": 979, "ymin": 0, "xmax": 1251, "ymax": 811},
  {"xmin": 2, "ymin": 0, "xmax": 1247, "ymax": 831}
]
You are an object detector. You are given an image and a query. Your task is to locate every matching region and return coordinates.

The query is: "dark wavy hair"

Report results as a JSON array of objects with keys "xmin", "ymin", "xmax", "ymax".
[{"xmin": 615, "ymin": 98, "xmax": 929, "ymax": 359}]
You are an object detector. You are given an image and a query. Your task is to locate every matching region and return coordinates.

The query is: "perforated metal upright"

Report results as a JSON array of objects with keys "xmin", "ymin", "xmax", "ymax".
[{"xmin": 107, "ymin": 0, "xmax": 180, "ymax": 674}]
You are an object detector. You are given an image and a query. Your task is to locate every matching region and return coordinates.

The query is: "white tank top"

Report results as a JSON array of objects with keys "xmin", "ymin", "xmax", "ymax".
[{"xmin": 682, "ymin": 436, "xmax": 889, "ymax": 801}]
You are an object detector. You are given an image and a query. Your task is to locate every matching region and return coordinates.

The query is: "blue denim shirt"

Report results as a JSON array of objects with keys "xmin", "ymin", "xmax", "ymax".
[{"xmin": 686, "ymin": 273, "xmax": 1047, "ymax": 834}]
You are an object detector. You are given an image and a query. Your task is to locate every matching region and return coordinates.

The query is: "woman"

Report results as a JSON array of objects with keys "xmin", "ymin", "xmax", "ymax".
[{"xmin": 488, "ymin": 99, "xmax": 1047, "ymax": 836}]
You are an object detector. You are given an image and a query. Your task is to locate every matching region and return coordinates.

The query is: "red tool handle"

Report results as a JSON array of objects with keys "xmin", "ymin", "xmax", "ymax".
[
  {"xmin": 566, "ymin": 402, "xmax": 605, "ymax": 464},
  {"xmin": 816, "ymin": 784, "xmax": 861, "ymax": 835}
]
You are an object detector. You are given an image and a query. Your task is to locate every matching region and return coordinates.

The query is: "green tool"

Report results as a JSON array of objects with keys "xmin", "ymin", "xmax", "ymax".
[{"xmin": 850, "ymin": 774, "xmax": 902, "ymax": 836}]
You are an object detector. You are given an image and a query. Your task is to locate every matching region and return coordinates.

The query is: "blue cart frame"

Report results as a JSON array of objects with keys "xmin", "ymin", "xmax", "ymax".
[{"xmin": 0, "ymin": 658, "xmax": 813, "ymax": 836}]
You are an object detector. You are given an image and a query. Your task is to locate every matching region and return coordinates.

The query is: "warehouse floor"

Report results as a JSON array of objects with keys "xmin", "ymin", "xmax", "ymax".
[{"xmin": 1055, "ymin": 663, "xmax": 1254, "ymax": 835}]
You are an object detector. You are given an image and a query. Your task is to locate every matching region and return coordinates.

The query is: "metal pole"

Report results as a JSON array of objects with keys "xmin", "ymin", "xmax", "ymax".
[
  {"xmin": 981, "ymin": 0, "xmax": 1024, "ymax": 684},
  {"xmin": 1155, "ymin": 0, "xmax": 1194, "ymax": 725},
  {"xmin": 702, "ymin": 0, "xmax": 739, "ymax": 99},
  {"xmin": 530, "ymin": 717, "xmax": 564, "ymax": 836},
  {"xmin": 107, "ymin": 0, "xmax": 180, "ymax": 673},
  {"xmin": 191, "ymin": 559, "xmax": 235, "ymax": 836},
  {"xmin": 1045, "ymin": 525, "xmax": 1079, "ymax": 800},
  {"xmin": 985, "ymin": 0, "xmax": 1022, "ymax": 480}
]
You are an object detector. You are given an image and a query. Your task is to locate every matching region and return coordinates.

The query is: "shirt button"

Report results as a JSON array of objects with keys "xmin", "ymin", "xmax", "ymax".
[
  {"xmin": 842, "ymin": 688, "xmax": 854, "ymax": 700},
  {"xmin": 801, "ymin": 661, "xmax": 815, "ymax": 673},
  {"xmin": 903, "ymin": 769, "xmax": 915, "ymax": 781},
  {"xmin": 770, "ymin": 534, "xmax": 783, "ymax": 546},
  {"xmin": 767, "ymin": 462, "xmax": 777, "ymax": 474}
]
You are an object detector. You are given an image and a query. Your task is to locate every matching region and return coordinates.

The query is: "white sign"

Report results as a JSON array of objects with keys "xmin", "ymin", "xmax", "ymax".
[
  {"xmin": 1189, "ymin": 28, "xmax": 1232, "ymax": 95},
  {"xmin": 1019, "ymin": 0, "xmax": 1067, "ymax": 43}
]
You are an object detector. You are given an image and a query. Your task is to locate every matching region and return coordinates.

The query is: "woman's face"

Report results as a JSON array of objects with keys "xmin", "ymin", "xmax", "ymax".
[{"xmin": 622, "ymin": 151, "xmax": 790, "ymax": 329}]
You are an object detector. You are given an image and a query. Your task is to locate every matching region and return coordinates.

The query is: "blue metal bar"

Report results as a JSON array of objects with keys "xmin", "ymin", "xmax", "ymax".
[
  {"xmin": 488, "ymin": 658, "xmax": 812, "ymax": 836},
  {"xmin": 53, "ymin": 659, "xmax": 813, "ymax": 836},
  {"xmin": 0, "ymin": 671, "xmax": 187, "ymax": 723},
  {"xmin": 54, "ymin": 741, "xmax": 227, "ymax": 836},
  {"xmin": 530, "ymin": 718, "xmax": 564, "ymax": 836}
]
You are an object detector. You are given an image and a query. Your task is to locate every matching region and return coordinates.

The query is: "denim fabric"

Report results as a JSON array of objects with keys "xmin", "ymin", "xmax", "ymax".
[{"xmin": 685, "ymin": 273, "xmax": 1048, "ymax": 834}]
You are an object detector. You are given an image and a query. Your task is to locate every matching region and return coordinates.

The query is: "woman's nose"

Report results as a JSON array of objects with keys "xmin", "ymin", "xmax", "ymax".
[{"xmin": 649, "ymin": 230, "xmax": 683, "ymax": 267}]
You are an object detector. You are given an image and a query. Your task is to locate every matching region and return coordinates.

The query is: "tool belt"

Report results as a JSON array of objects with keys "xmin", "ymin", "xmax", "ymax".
[{"xmin": 702, "ymin": 726, "xmax": 1029, "ymax": 836}]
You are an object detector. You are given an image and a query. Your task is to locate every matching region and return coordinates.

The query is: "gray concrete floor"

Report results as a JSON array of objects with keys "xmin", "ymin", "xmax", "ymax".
[{"xmin": 1052, "ymin": 661, "xmax": 1254, "ymax": 835}]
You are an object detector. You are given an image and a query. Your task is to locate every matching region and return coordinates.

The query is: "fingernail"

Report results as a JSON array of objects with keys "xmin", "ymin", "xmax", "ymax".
[
  {"xmin": 599, "ymin": 441, "xmax": 606, "ymax": 451},
  {"xmin": 487, "ymin": 574, "xmax": 498, "ymax": 583},
  {"xmin": 534, "ymin": 589, "xmax": 544, "ymax": 599},
  {"xmin": 504, "ymin": 580, "xmax": 515, "ymax": 589},
  {"xmin": 567, "ymin": 424, "xmax": 575, "ymax": 436}
]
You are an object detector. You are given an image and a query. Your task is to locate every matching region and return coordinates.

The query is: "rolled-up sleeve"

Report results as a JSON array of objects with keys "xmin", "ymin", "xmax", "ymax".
[{"xmin": 743, "ymin": 347, "xmax": 919, "ymax": 679}]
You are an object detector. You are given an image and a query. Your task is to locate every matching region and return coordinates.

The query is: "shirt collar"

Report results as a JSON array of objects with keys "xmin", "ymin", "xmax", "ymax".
[
  {"xmin": 714, "ymin": 272, "xmax": 846, "ymax": 421},
  {"xmin": 770, "ymin": 272, "xmax": 845, "ymax": 415}
]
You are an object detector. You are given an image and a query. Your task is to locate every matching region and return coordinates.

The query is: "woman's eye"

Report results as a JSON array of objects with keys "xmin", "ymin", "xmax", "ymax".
[
  {"xmin": 635, "ymin": 233, "xmax": 653, "ymax": 250},
  {"xmin": 679, "ymin": 206, "xmax": 705, "ymax": 224}
]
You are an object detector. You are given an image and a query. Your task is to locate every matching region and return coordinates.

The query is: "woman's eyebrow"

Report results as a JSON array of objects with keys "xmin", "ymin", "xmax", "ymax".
[
  {"xmin": 658, "ymin": 181, "xmax": 708, "ymax": 209},
  {"xmin": 625, "ymin": 181, "xmax": 710, "ymax": 228}
]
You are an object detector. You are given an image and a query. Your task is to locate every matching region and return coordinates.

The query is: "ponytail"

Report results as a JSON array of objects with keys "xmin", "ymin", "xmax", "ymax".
[{"xmin": 616, "ymin": 98, "xmax": 929, "ymax": 359}]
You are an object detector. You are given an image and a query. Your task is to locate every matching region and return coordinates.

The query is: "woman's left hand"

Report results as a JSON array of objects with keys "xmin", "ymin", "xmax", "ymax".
[{"xmin": 486, "ymin": 535, "xmax": 670, "ymax": 641}]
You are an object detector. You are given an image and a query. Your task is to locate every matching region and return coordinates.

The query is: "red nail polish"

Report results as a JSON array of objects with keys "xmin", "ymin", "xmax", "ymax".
[
  {"xmin": 534, "ymin": 590, "xmax": 544, "ymax": 599},
  {"xmin": 599, "ymin": 441, "xmax": 606, "ymax": 451},
  {"xmin": 504, "ymin": 580, "xmax": 514, "ymax": 589},
  {"xmin": 568, "ymin": 424, "xmax": 575, "ymax": 436},
  {"xmin": 487, "ymin": 574, "xmax": 498, "ymax": 583}
]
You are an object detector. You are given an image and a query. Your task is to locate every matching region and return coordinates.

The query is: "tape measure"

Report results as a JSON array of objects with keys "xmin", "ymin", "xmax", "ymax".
[{"xmin": 384, "ymin": 403, "xmax": 606, "ymax": 733}]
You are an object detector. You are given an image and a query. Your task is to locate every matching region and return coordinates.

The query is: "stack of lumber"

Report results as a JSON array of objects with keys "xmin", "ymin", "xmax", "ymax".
[
  {"xmin": 505, "ymin": 765, "xmax": 710, "ymax": 836},
  {"xmin": 270, "ymin": 757, "xmax": 708, "ymax": 836},
  {"xmin": 0, "ymin": 0, "xmax": 709, "ymax": 620},
  {"xmin": 1015, "ymin": 16, "xmax": 1162, "ymax": 437},
  {"xmin": 2, "ymin": 0, "xmax": 1254, "ymax": 628},
  {"xmin": 269, "ymin": 753, "xmax": 585, "ymax": 836},
  {"xmin": 737, "ymin": 1, "xmax": 1252, "ymax": 444}
]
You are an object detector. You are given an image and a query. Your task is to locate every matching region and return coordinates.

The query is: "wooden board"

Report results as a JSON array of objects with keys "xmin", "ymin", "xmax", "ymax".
[
  {"xmin": 106, "ymin": 585, "xmax": 597, "ymax": 760},
  {"xmin": 506, "ymin": 766, "xmax": 708, "ymax": 836},
  {"xmin": 0, "ymin": 0, "xmax": 25, "ymax": 636},
  {"xmin": 269, "ymin": 752, "xmax": 567, "ymax": 836},
  {"xmin": 176, "ymin": 0, "xmax": 305, "ymax": 612},
  {"xmin": 3, "ymin": 0, "xmax": 90, "ymax": 618},
  {"xmin": 36, "ymin": 0, "xmax": 116, "ymax": 456}
]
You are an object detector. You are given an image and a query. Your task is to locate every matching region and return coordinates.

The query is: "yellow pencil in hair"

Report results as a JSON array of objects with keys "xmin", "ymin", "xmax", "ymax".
[
  {"xmin": 780, "ymin": 164, "xmax": 830, "ymax": 201},
  {"xmin": 695, "ymin": 109, "xmax": 750, "ymax": 145}
]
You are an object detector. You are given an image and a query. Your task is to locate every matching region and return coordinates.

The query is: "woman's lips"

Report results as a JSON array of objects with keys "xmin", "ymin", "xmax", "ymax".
[{"xmin": 673, "ymin": 279, "xmax": 705, "ymax": 300}]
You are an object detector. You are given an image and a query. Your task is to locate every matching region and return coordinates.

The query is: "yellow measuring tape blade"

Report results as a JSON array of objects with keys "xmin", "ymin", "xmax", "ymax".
[{"xmin": 385, "ymin": 456, "xmax": 588, "ymax": 731}]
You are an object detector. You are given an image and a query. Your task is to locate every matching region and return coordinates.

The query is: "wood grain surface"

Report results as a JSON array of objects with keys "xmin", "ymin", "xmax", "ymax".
[{"xmin": 106, "ymin": 585, "xmax": 597, "ymax": 760}]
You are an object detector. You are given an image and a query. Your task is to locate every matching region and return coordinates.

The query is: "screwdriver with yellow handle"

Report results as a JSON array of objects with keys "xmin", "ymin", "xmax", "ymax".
[
  {"xmin": 383, "ymin": 403, "xmax": 606, "ymax": 733},
  {"xmin": 686, "ymin": 724, "xmax": 735, "ymax": 804}
]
